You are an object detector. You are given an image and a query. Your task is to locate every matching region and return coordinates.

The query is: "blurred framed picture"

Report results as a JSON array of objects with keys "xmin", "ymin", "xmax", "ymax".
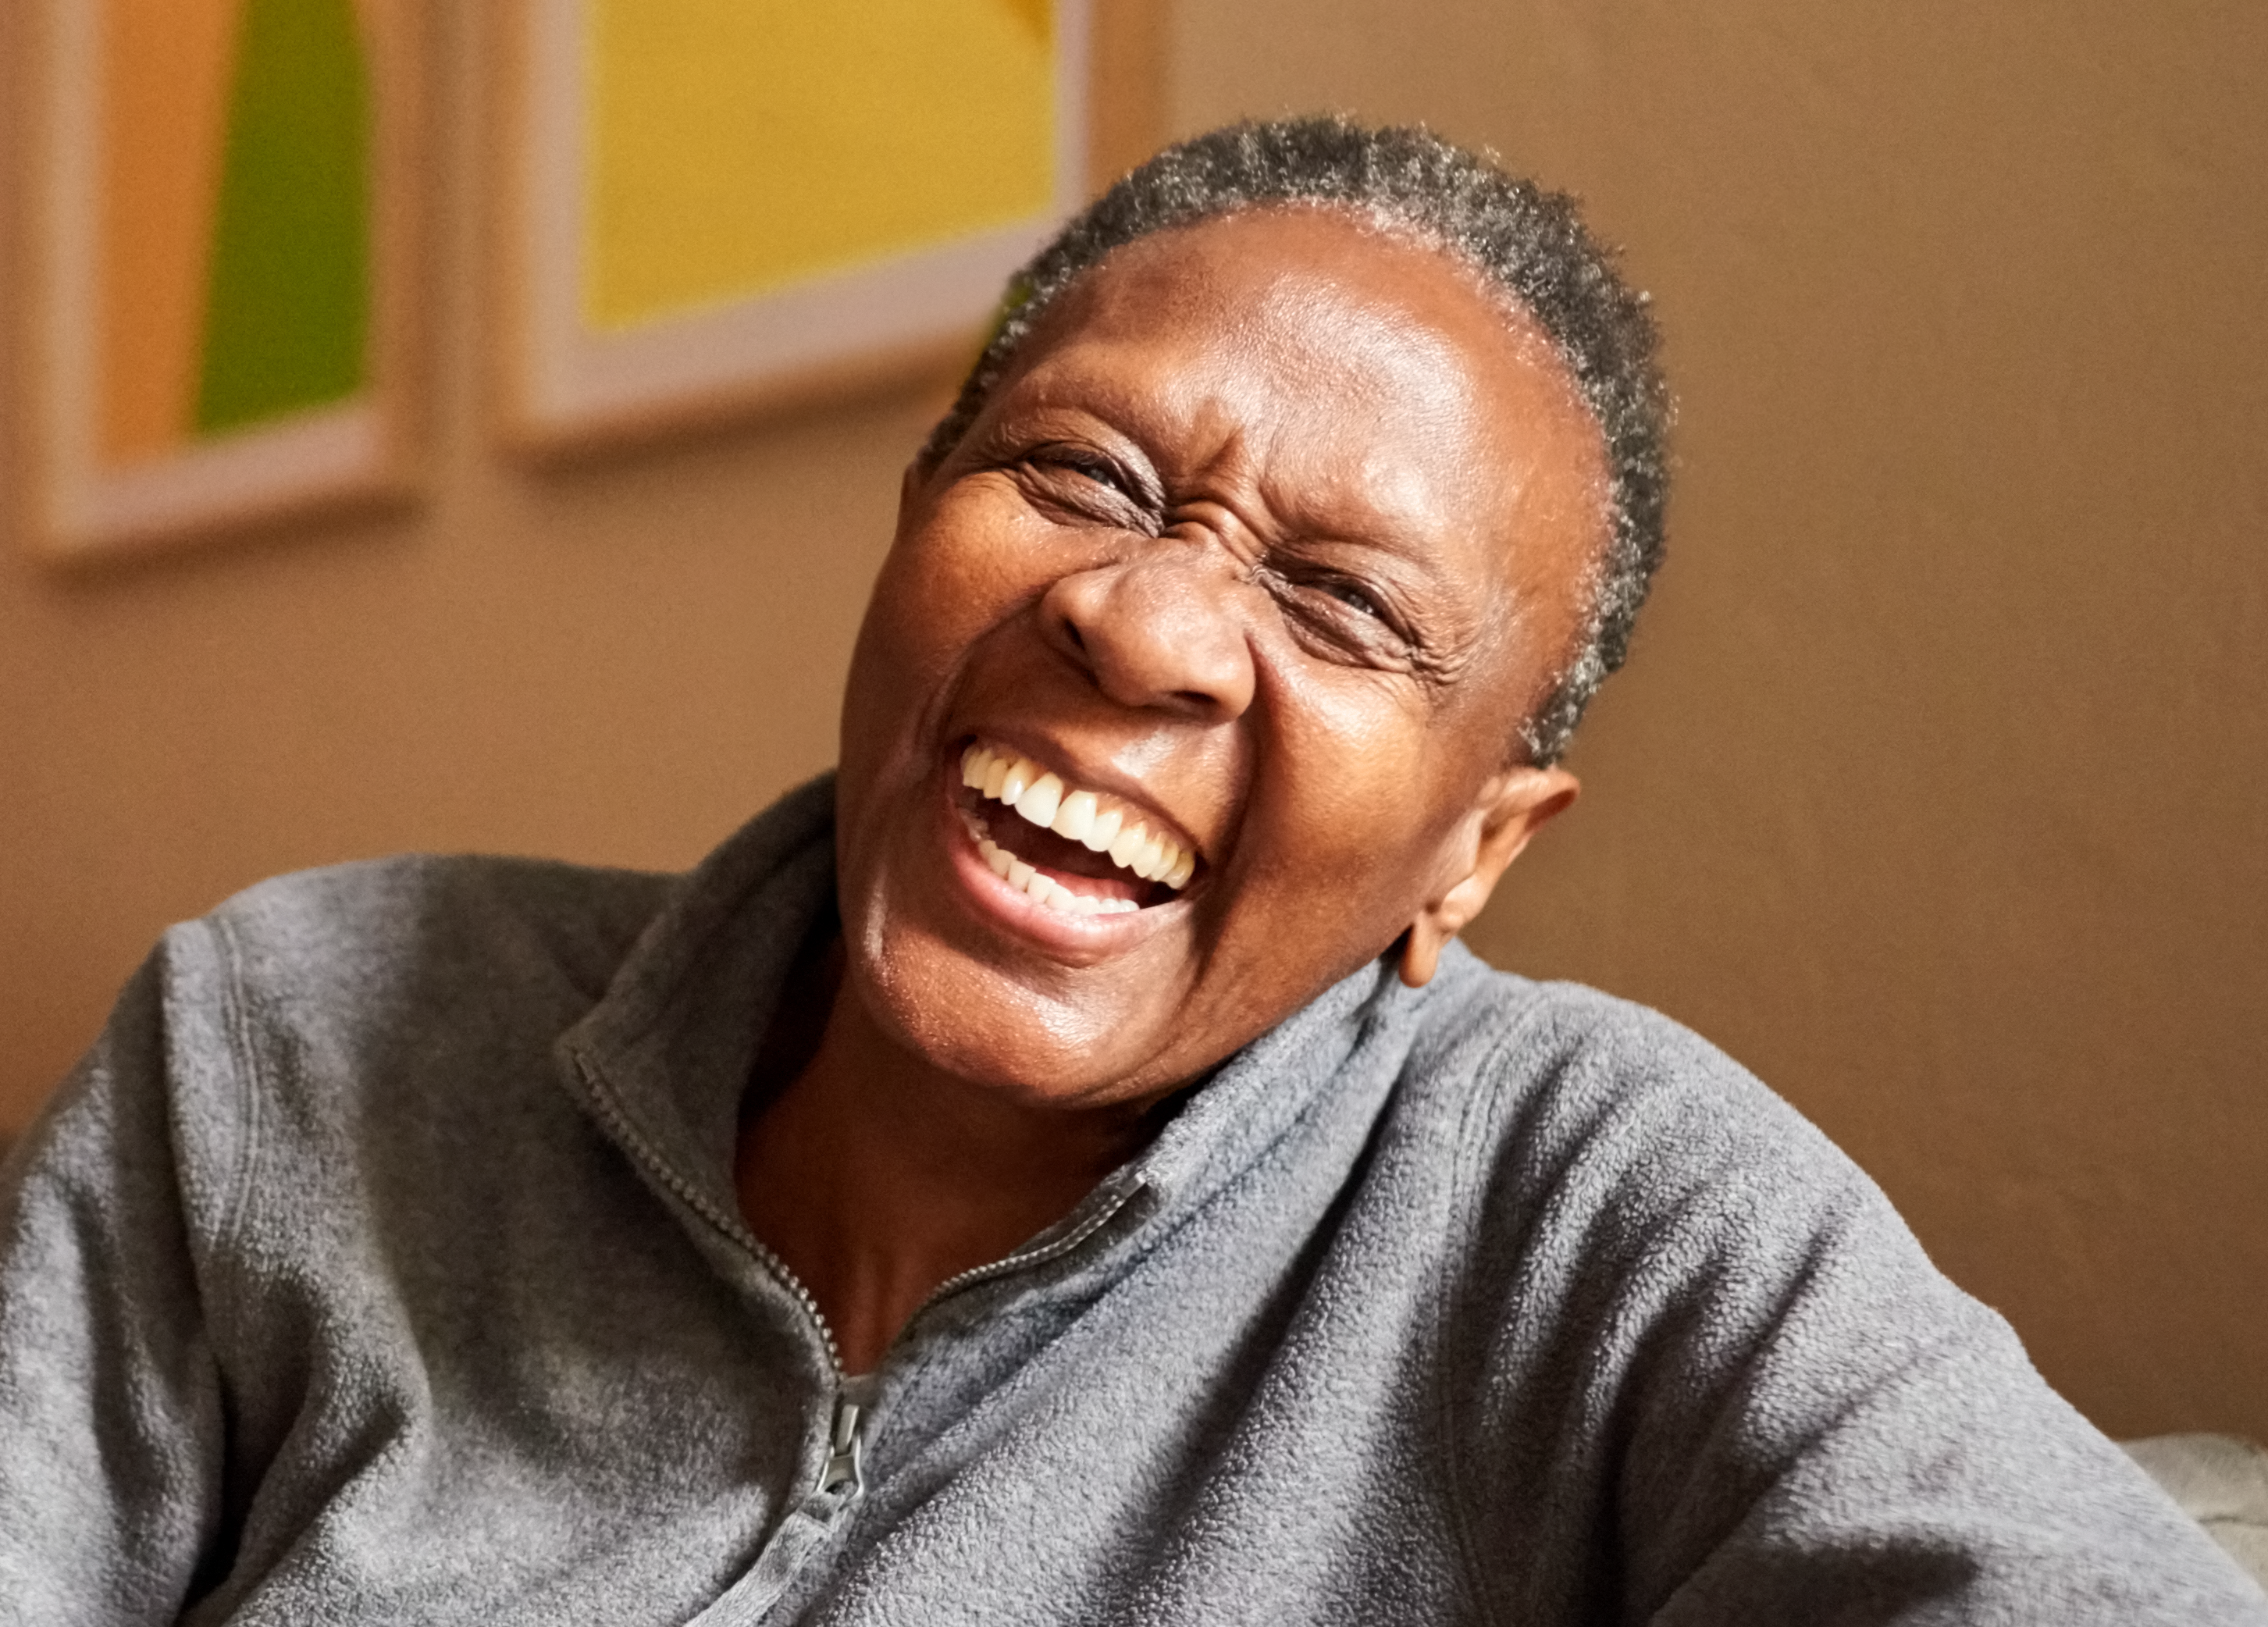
[
  {"xmin": 28, "ymin": 0, "xmax": 423, "ymax": 563},
  {"xmin": 499, "ymin": 0, "xmax": 1163, "ymax": 455}
]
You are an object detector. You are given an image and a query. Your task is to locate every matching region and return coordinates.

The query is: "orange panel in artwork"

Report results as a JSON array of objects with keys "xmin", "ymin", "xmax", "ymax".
[{"xmin": 97, "ymin": 0, "xmax": 239, "ymax": 465}]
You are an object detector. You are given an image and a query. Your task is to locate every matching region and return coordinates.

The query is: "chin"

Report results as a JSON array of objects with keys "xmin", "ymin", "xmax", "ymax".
[{"xmin": 842, "ymin": 906, "xmax": 1184, "ymax": 1112}]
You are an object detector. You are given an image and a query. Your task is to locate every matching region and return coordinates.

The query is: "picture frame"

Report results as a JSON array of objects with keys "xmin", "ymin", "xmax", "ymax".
[
  {"xmin": 497, "ymin": 0, "xmax": 1166, "ymax": 457},
  {"xmin": 27, "ymin": 0, "xmax": 423, "ymax": 564}
]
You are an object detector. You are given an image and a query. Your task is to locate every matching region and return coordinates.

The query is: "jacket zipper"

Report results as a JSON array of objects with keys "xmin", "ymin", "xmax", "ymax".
[
  {"xmin": 573, "ymin": 1052, "xmax": 1142, "ymax": 1499},
  {"xmin": 572, "ymin": 1055, "xmax": 865, "ymax": 1506},
  {"xmin": 820, "ymin": 1388, "xmax": 867, "ymax": 1496},
  {"xmin": 573, "ymin": 1054, "xmax": 848, "ymax": 1372},
  {"xmin": 795, "ymin": 1179, "xmax": 1143, "ymax": 1494},
  {"xmin": 911, "ymin": 1172, "xmax": 1146, "ymax": 1309}
]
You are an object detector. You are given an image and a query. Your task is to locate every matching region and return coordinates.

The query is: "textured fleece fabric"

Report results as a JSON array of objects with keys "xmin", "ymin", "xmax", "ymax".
[{"xmin": 3, "ymin": 775, "xmax": 2263, "ymax": 1626}]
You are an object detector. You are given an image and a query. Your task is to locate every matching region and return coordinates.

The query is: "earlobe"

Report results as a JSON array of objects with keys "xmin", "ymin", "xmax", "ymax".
[
  {"xmin": 1396, "ymin": 766, "xmax": 1579, "ymax": 988},
  {"xmin": 1397, "ymin": 920, "xmax": 1448, "ymax": 989}
]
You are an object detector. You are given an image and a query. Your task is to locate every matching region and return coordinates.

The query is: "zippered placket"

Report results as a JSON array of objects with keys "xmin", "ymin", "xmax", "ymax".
[
  {"xmin": 571, "ymin": 1056, "xmax": 855, "ymax": 1440},
  {"xmin": 910, "ymin": 1171, "xmax": 1148, "ymax": 1311},
  {"xmin": 573, "ymin": 1053, "xmax": 1145, "ymax": 1504}
]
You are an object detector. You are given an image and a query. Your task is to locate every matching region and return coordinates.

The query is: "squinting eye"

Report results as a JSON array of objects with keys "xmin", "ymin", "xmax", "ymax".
[
  {"xmin": 1323, "ymin": 580, "xmax": 1388, "ymax": 621},
  {"xmin": 1068, "ymin": 459, "xmax": 1132, "ymax": 499}
]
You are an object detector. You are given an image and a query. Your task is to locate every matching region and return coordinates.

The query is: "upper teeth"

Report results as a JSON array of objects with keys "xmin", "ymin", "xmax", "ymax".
[{"xmin": 961, "ymin": 743, "xmax": 1198, "ymax": 892}]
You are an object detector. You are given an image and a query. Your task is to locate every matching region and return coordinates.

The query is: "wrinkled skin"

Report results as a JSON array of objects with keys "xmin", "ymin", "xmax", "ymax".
[{"xmin": 739, "ymin": 208, "xmax": 1611, "ymax": 1369}]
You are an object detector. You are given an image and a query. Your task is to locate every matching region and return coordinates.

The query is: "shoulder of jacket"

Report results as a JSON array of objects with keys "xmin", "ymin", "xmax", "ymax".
[
  {"xmin": 159, "ymin": 852, "xmax": 680, "ymax": 1057},
  {"xmin": 208, "ymin": 850, "xmax": 668, "ymax": 966},
  {"xmin": 1400, "ymin": 945, "xmax": 1869, "ymax": 1230},
  {"xmin": 126, "ymin": 855, "xmax": 681, "ymax": 1216},
  {"xmin": 1407, "ymin": 954, "xmax": 1953, "ymax": 1422},
  {"xmin": 1401, "ymin": 945, "xmax": 1736, "ymax": 1097}
]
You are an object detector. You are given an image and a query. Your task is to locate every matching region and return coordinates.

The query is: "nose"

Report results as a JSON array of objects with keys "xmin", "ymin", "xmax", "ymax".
[{"xmin": 1038, "ymin": 552, "xmax": 1256, "ymax": 722}]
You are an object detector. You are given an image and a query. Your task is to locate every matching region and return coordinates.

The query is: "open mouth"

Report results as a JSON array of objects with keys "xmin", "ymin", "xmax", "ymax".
[{"xmin": 953, "ymin": 741, "xmax": 1200, "ymax": 917}]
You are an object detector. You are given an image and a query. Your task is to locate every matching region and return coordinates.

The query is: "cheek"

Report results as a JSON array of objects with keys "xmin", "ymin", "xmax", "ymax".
[
  {"xmin": 869, "ymin": 490, "xmax": 1062, "ymax": 676},
  {"xmin": 846, "ymin": 512, "xmax": 1015, "ymax": 756},
  {"xmin": 867, "ymin": 538, "xmax": 984, "ymax": 682},
  {"xmin": 1235, "ymin": 665, "xmax": 1464, "ymax": 929},
  {"xmin": 841, "ymin": 488, "xmax": 1085, "ymax": 842}
]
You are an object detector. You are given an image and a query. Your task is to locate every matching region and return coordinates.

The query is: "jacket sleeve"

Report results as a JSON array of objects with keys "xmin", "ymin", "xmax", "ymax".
[
  {"xmin": 0, "ymin": 949, "xmax": 227, "ymax": 1625},
  {"xmin": 1620, "ymin": 1205, "xmax": 2268, "ymax": 1625},
  {"xmin": 1445, "ymin": 992, "xmax": 2268, "ymax": 1626}
]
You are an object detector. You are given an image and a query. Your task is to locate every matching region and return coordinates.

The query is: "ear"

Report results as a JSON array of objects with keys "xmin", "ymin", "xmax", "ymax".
[{"xmin": 1397, "ymin": 766, "xmax": 1580, "ymax": 988}]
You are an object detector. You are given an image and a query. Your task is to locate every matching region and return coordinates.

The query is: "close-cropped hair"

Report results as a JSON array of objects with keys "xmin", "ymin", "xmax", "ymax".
[{"xmin": 921, "ymin": 115, "xmax": 1672, "ymax": 766}]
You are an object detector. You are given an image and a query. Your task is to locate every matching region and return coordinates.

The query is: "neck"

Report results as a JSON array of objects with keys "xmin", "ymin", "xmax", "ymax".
[{"xmin": 734, "ymin": 936, "xmax": 1160, "ymax": 1375}]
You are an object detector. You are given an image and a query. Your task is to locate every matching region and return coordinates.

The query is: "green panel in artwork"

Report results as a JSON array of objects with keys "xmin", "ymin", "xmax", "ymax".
[{"xmin": 194, "ymin": 0, "xmax": 371, "ymax": 436}]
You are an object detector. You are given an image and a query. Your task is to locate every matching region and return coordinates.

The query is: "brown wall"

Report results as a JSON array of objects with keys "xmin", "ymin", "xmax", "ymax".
[{"xmin": 5, "ymin": 3, "xmax": 2263, "ymax": 1440}]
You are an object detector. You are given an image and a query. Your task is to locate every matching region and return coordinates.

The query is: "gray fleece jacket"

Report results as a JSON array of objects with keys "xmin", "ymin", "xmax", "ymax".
[{"xmin": 2, "ymin": 775, "xmax": 2263, "ymax": 1625}]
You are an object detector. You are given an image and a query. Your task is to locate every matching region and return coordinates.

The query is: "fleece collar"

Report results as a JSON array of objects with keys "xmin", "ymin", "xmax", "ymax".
[{"xmin": 554, "ymin": 772, "xmax": 1415, "ymax": 1340}]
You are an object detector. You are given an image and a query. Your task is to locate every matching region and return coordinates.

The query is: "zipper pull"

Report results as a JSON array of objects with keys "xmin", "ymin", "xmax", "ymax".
[{"xmin": 819, "ymin": 1390, "xmax": 866, "ymax": 1497}]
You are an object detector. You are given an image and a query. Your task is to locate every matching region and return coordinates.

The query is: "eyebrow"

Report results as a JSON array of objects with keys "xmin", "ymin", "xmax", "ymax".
[{"xmin": 988, "ymin": 345, "xmax": 1502, "ymax": 603}]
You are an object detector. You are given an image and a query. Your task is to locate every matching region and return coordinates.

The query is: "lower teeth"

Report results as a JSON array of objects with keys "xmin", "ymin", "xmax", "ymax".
[{"xmin": 975, "ymin": 830, "xmax": 1138, "ymax": 916}]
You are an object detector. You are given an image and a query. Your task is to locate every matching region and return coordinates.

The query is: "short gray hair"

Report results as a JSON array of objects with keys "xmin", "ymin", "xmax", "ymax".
[{"xmin": 921, "ymin": 116, "xmax": 1671, "ymax": 766}]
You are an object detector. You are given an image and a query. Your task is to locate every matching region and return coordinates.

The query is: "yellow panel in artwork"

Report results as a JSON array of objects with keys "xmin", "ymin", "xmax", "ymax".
[{"xmin": 585, "ymin": 0, "xmax": 1056, "ymax": 331}]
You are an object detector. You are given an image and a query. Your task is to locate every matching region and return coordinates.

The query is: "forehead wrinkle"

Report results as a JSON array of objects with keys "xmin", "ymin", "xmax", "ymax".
[
  {"xmin": 1034, "ymin": 240, "xmax": 1483, "ymax": 425},
  {"xmin": 1011, "ymin": 325, "xmax": 1276, "ymax": 497},
  {"xmin": 1257, "ymin": 418, "xmax": 1476, "ymax": 559},
  {"xmin": 1227, "ymin": 268, "xmax": 1526, "ymax": 549},
  {"xmin": 1013, "ymin": 239, "xmax": 1485, "ymax": 449},
  {"xmin": 1249, "ymin": 269, "xmax": 1486, "ymax": 417}
]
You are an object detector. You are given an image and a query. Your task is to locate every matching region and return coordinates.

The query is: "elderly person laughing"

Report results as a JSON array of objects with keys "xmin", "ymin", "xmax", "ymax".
[{"xmin": 2, "ymin": 120, "xmax": 2263, "ymax": 1626}]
